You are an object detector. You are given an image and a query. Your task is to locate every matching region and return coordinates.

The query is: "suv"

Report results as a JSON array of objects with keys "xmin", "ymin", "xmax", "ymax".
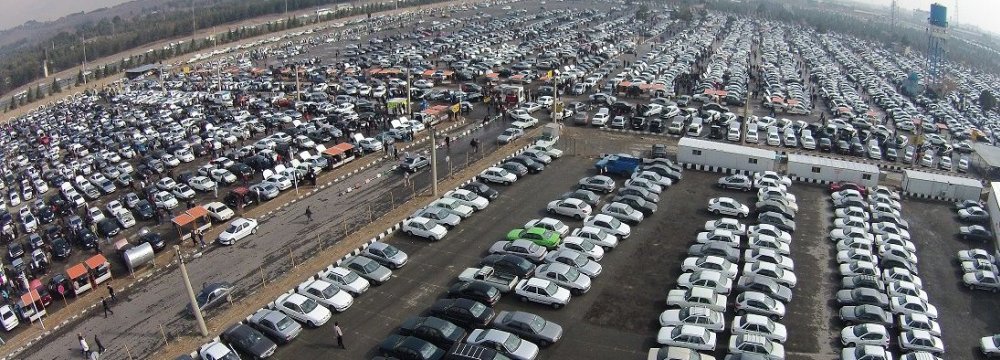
[{"xmin": 446, "ymin": 343, "xmax": 510, "ymax": 360}]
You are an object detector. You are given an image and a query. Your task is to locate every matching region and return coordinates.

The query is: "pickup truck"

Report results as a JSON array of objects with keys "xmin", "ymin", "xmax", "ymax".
[
  {"xmin": 457, "ymin": 266, "xmax": 520, "ymax": 293},
  {"xmin": 595, "ymin": 154, "xmax": 641, "ymax": 176}
]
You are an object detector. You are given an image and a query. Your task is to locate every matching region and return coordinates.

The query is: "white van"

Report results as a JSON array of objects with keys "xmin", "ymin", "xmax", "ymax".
[{"xmin": 686, "ymin": 118, "xmax": 703, "ymax": 137}]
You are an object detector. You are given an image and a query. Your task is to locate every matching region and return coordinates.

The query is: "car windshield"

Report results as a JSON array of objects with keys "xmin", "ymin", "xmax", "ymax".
[
  {"xmin": 320, "ymin": 284, "xmax": 340, "ymax": 298},
  {"xmin": 577, "ymin": 240, "xmax": 595, "ymax": 251},
  {"xmin": 469, "ymin": 302, "xmax": 487, "ymax": 316},
  {"xmin": 381, "ymin": 245, "xmax": 399, "ymax": 258},
  {"xmin": 225, "ymin": 224, "xmax": 239, "ymax": 233},
  {"xmin": 564, "ymin": 267, "xmax": 581, "ymax": 282},
  {"xmin": 568, "ymin": 253, "xmax": 588, "ymax": 266},
  {"xmin": 341, "ymin": 271, "xmax": 359, "ymax": 283},
  {"xmin": 502, "ymin": 333, "xmax": 522, "ymax": 352},
  {"xmin": 544, "ymin": 282, "xmax": 559, "ymax": 295},
  {"xmin": 275, "ymin": 315, "xmax": 294, "ymax": 331},
  {"xmin": 300, "ymin": 298, "xmax": 318, "ymax": 313},
  {"xmin": 608, "ymin": 218, "xmax": 622, "ymax": 228},
  {"xmin": 360, "ymin": 260, "xmax": 379, "ymax": 272}
]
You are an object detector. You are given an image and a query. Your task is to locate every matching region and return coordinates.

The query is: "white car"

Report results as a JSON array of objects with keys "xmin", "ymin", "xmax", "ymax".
[
  {"xmin": 704, "ymin": 218, "xmax": 746, "ymax": 236},
  {"xmin": 87, "ymin": 207, "xmax": 106, "ymax": 223},
  {"xmin": 656, "ymin": 325, "xmax": 717, "ymax": 351},
  {"xmin": 105, "ymin": 200, "xmax": 125, "ymax": 216},
  {"xmin": 199, "ymin": 341, "xmax": 239, "ymax": 360},
  {"xmin": 156, "ymin": 177, "xmax": 178, "ymax": 191},
  {"xmin": 524, "ymin": 217, "xmax": 570, "ymax": 237},
  {"xmin": 171, "ymin": 184, "xmax": 196, "ymax": 200},
  {"xmin": 514, "ymin": 278, "xmax": 571, "ymax": 309},
  {"xmin": 210, "ymin": 169, "xmax": 238, "ymax": 184},
  {"xmin": 899, "ymin": 330, "xmax": 944, "ymax": 354},
  {"xmin": 900, "ymin": 313, "xmax": 942, "ymax": 337},
  {"xmin": 583, "ymin": 214, "xmax": 631, "ymax": 239},
  {"xmin": 318, "ymin": 266, "xmax": 371, "ymax": 296},
  {"xmin": 444, "ymin": 189, "xmax": 489, "ymax": 210},
  {"xmin": 114, "ymin": 210, "xmax": 136, "ymax": 229},
  {"xmin": 218, "ymin": 217, "xmax": 259, "ymax": 245},
  {"xmin": 623, "ymin": 178, "xmax": 662, "ymax": 194},
  {"xmin": 205, "ymin": 202, "xmax": 235, "ymax": 222},
  {"xmin": 658, "ymin": 306, "xmax": 725, "ymax": 331},
  {"xmin": 678, "ymin": 270, "xmax": 733, "ymax": 294},
  {"xmin": 546, "ymin": 198, "xmax": 593, "ymax": 220},
  {"xmin": 707, "ymin": 197, "xmax": 749, "ymax": 218},
  {"xmin": 841, "ymin": 324, "xmax": 891, "ymax": 347},
  {"xmin": 732, "ymin": 314, "xmax": 787, "ymax": 343},
  {"xmin": 982, "ymin": 334, "xmax": 1000, "ymax": 358},
  {"xmin": 296, "ymin": 279, "xmax": 354, "ymax": 312},
  {"xmin": 743, "ymin": 261, "xmax": 797, "ymax": 288},
  {"xmin": 430, "ymin": 198, "xmax": 474, "ymax": 218},
  {"xmin": 272, "ymin": 293, "xmax": 332, "ymax": 327},
  {"xmin": 402, "ymin": 217, "xmax": 448, "ymax": 241},
  {"xmin": 466, "ymin": 329, "xmax": 540, "ymax": 360},
  {"xmin": 681, "ymin": 256, "xmax": 739, "ymax": 279},
  {"xmin": 744, "ymin": 248, "xmax": 795, "ymax": 270},
  {"xmin": 153, "ymin": 191, "xmax": 178, "ymax": 209},
  {"xmin": 567, "ymin": 226, "xmax": 620, "ymax": 249},
  {"xmin": 0, "ymin": 305, "xmax": 19, "ymax": 331},
  {"xmin": 264, "ymin": 175, "xmax": 293, "ymax": 190},
  {"xmin": 535, "ymin": 262, "xmax": 592, "ymax": 295},
  {"xmin": 754, "ymin": 171, "xmax": 791, "ymax": 187},
  {"xmin": 632, "ymin": 171, "xmax": 672, "ymax": 188},
  {"xmin": 557, "ymin": 237, "xmax": 604, "ymax": 261},
  {"xmin": 747, "ymin": 224, "xmax": 792, "ymax": 243},
  {"xmin": 890, "ymin": 295, "xmax": 938, "ymax": 318},
  {"xmin": 480, "ymin": 167, "xmax": 518, "ymax": 185},
  {"xmin": 188, "ymin": 176, "xmax": 218, "ymax": 192},
  {"xmin": 841, "ymin": 345, "xmax": 893, "ymax": 360},
  {"xmin": 696, "ymin": 229, "xmax": 741, "ymax": 248}
]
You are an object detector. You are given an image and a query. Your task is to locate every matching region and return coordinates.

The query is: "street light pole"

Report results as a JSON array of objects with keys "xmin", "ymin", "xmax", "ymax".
[
  {"xmin": 430, "ymin": 126, "xmax": 438, "ymax": 197},
  {"xmin": 175, "ymin": 245, "xmax": 209, "ymax": 337}
]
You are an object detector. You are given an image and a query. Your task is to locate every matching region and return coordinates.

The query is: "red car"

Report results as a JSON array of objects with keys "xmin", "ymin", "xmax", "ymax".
[{"xmin": 829, "ymin": 182, "xmax": 867, "ymax": 196}]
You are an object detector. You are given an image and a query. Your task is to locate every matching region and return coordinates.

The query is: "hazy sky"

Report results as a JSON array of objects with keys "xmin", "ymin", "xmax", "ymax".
[
  {"xmin": 0, "ymin": 0, "xmax": 133, "ymax": 31},
  {"xmin": 861, "ymin": 0, "xmax": 1000, "ymax": 35}
]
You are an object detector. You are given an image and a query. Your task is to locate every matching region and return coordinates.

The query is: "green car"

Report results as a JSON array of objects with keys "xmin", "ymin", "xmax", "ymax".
[{"xmin": 506, "ymin": 227, "xmax": 561, "ymax": 249}]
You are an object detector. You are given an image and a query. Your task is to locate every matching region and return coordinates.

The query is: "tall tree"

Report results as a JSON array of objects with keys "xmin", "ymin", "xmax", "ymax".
[{"xmin": 981, "ymin": 90, "xmax": 997, "ymax": 114}]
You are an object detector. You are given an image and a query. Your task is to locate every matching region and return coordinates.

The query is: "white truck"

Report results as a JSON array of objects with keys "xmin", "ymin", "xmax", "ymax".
[{"xmin": 457, "ymin": 266, "xmax": 520, "ymax": 293}]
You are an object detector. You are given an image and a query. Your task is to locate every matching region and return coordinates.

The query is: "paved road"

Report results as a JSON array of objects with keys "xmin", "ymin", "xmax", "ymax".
[
  {"xmin": 277, "ymin": 153, "xmax": 654, "ymax": 359},
  {"xmin": 19, "ymin": 112, "xmax": 509, "ymax": 359}
]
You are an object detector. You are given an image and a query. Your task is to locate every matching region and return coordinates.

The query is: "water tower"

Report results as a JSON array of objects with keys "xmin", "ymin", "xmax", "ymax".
[{"xmin": 926, "ymin": 3, "xmax": 948, "ymax": 91}]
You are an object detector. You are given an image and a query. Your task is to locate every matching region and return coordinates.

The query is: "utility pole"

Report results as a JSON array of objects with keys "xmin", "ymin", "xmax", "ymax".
[
  {"xmin": 191, "ymin": 0, "xmax": 197, "ymax": 43},
  {"xmin": 175, "ymin": 245, "xmax": 208, "ymax": 337},
  {"xmin": 82, "ymin": 34, "xmax": 88, "ymax": 85},
  {"xmin": 550, "ymin": 71, "xmax": 558, "ymax": 123},
  {"xmin": 405, "ymin": 64, "xmax": 412, "ymax": 116},
  {"xmin": 294, "ymin": 65, "xmax": 301, "ymax": 101},
  {"xmin": 430, "ymin": 126, "xmax": 438, "ymax": 197}
]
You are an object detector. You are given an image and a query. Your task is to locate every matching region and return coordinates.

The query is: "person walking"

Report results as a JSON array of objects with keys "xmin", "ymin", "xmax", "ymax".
[
  {"xmin": 93, "ymin": 335, "xmax": 106, "ymax": 354},
  {"xmin": 305, "ymin": 206, "xmax": 313, "ymax": 222},
  {"xmin": 334, "ymin": 322, "xmax": 345, "ymax": 349},
  {"xmin": 107, "ymin": 285, "xmax": 117, "ymax": 302},
  {"xmin": 79, "ymin": 333, "xmax": 90, "ymax": 356},
  {"xmin": 403, "ymin": 171, "xmax": 410, "ymax": 186},
  {"xmin": 101, "ymin": 297, "xmax": 113, "ymax": 317},
  {"xmin": 198, "ymin": 229, "xmax": 207, "ymax": 249}
]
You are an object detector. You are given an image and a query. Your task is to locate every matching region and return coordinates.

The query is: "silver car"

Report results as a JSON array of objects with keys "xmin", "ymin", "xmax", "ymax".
[
  {"xmin": 361, "ymin": 242, "xmax": 408, "ymax": 269},
  {"xmin": 535, "ymin": 263, "xmax": 591, "ymax": 295},
  {"xmin": 411, "ymin": 207, "xmax": 461, "ymax": 228},
  {"xmin": 248, "ymin": 308, "xmax": 303, "ymax": 344},
  {"xmin": 578, "ymin": 175, "xmax": 616, "ymax": 193},
  {"xmin": 251, "ymin": 182, "xmax": 280, "ymax": 200},
  {"xmin": 342, "ymin": 256, "xmax": 392, "ymax": 285}
]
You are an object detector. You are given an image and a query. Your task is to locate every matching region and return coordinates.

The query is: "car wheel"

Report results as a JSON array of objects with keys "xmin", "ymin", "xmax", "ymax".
[
  {"xmin": 548, "ymin": 208, "xmax": 555, "ymax": 214},
  {"xmin": 571, "ymin": 289, "xmax": 584, "ymax": 296},
  {"xmin": 252, "ymin": 227, "xmax": 258, "ymax": 234},
  {"xmin": 712, "ymin": 209, "xmax": 720, "ymax": 215},
  {"xmin": 404, "ymin": 230, "xmax": 412, "ymax": 236},
  {"xmin": 575, "ymin": 214, "xmax": 583, "ymax": 220},
  {"xmin": 519, "ymin": 296, "xmax": 529, "ymax": 303},
  {"xmin": 307, "ymin": 321, "xmax": 316, "ymax": 328},
  {"xmin": 537, "ymin": 340, "xmax": 551, "ymax": 347},
  {"xmin": 551, "ymin": 302, "xmax": 563, "ymax": 309},
  {"xmin": 992, "ymin": 287, "xmax": 999, "ymax": 293}
]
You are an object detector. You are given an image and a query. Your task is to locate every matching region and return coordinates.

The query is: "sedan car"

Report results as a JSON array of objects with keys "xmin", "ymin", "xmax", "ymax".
[
  {"xmin": 578, "ymin": 175, "xmax": 615, "ymax": 193},
  {"xmin": 898, "ymin": 330, "xmax": 944, "ymax": 354},
  {"xmin": 490, "ymin": 240, "xmax": 548, "ymax": 263},
  {"xmin": 220, "ymin": 323, "xmax": 277, "ymax": 359},
  {"xmin": 466, "ymin": 329, "xmax": 539, "ymax": 360},
  {"xmin": 402, "ymin": 217, "xmax": 448, "ymax": 241},
  {"xmin": 707, "ymin": 197, "xmax": 749, "ymax": 218},
  {"xmin": 378, "ymin": 335, "xmax": 444, "ymax": 360},
  {"xmin": 600, "ymin": 202, "xmax": 644, "ymax": 224},
  {"xmin": 193, "ymin": 282, "xmax": 233, "ymax": 314},
  {"xmin": 732, "ymin": 314, "xmax": 788, "ymax": 343},
  {"xmin": 342, "ymin": 256, "xmax": 392, "ymax": 285},
  {"xmin": 656, "ymin": 325, "xmax": 717, "ymax": 351},
  {"xmin": 247, "ymin": 308, "xmax": 303, "ymax": 344},
  {"xmin": 960, "ymin": 225, "xmax": 994, "ymax": 242},
  {"xmin": 513, "ymin": 278, "xmax": 571, "ymax": 309},
  {"xmin": 218, "ymin": 217, "xmax": 259, "ymax": 245},
  {"xmin": 490, "ymin": 311, "xmax": 562, "ymax": 347},
  {"xmin": 717, "ymin": 175, "xmax": 752, "ymax": 191},
  {"xmin": 296, "ymin": 279, "xmax": 353, "ymax": 312},
  {"xmin": 658, "ymin": 306, "xmax": 725, "ymax": 331},
  {"xmin": 840, "ymin": 304, "xmax": 894, "ymax": 327},
  {"xmin": 546, "ymin": 198, "xmax": 593, "ymax": 219},
  {"xmin": 399, "ymin": 316, "xmax": 467, "ymax": 350}
]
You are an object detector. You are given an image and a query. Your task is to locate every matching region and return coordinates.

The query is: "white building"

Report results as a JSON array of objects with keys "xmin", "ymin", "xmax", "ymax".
[
  {"xmin": 786, "ymin": 154, "xmax": 879, "ymax": 187},
  {"xmin": 676, "ymin": 138, "xmax": 776, "ymax": 175},
  {"xmin": 901, "ymin": 170, "xmax": 982, "ymax": 202},
  {"xmin": 987, "ymin": 183, "xmax": 1000, "ymax": 256}
]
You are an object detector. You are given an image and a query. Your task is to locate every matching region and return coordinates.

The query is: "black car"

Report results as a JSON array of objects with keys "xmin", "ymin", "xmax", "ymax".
[
  {"xmin": 960, "ymin": 225, "xmax": 994, "ymax": 242},
  {"xmin": 737, "ymin": 276, "xmax": 793, "ymax": 303},
  {"xmin": 642, "ymin": 164, "xmax": 682, "ymax": 182},
  {"xmin": 500, "ymin": 162, "xmax": 528, "ymax": 177},
  {"xmin": 398, "ymin": 316, "xmax": 467, "ymax": 349},
  {"xmin": 428, "ymin": 298, "xmax": 495, "ymax": 329},
  {"xmin": 97, "ymin": 218, "xmax": 121, "ymax": 237},
  {"xmin": 49, "ymin": 273, "xmax": 71, "ymax": 297},
  {"xmin": 479, "ymin": 254, "xmax": 536, "ymax": 278},
  {"xmin": 461, "ymin": 182, "xmax": 498, "ymax": 200},
  {"xmin": 629, "ymin": 117, "xmax": 646, "ymax": 130},
  {"xmin": 140, "ymin": 231, "xmax": 166, "ymax": 251},
  {"xmin": 842, "ymin": 275, "xmax": 885, "ymax": 291},
  {"xmin": 446, "ymin": 281, "xmax": 501, "ymax": 306},
  {"xmin": 610, "ymin": 195, "xmax": 657, "ymax": 216},
  {"xmin": 687, "ymin": 242, "xmax": 741, "ymax": 263},
  {"xmin": 220, "ymin": 324, "xmax": 277, "ymax": 359},
  {"xmin": 755, "ymin": 202, "xmax": 795, "ymax": 219},
  {"xmin": 51, "ymin": 237, "xmax": 72, "ymax": 259},
  {"xmin": 7, "ymin": 241, "xmax": 24, "ymax": 260},
  {"xmin": 758, "ymin": 211, "xmax": 796, "ymax": 232},
  {"xmin": 507, "ymin": 156, "xmax": 544, "ymax": 173},
  {"xmin": 76, "ymin": 229, "xmax": 99, "ymax": 249},
  {"xmin": 649, "ymin": 119, "xmax": 664, "ymax": 133},
  {"xmin": 378, "ymin": 335, "xmax": 444, "ymax": 360},
  {"xmin": 819, "ymin": 138, "xmax": 833, "ymax": 152},
  {"xmin": 560, "ymin": 189, "xmax": 600, "ymax": 207},
  {"xmin": 489, "ymin": 311, "xmax": 563, "ymax": 347},
  {"xmin": 37, "ymin": 207, "xmax": 55, "ymax": 224},
  {"xmin": 134, "ymin": 200, "xmax": 155, "ymax": 220},
  {"xmin": 228, "ymin": 163, "xmax": 254, "ymax": 181}
]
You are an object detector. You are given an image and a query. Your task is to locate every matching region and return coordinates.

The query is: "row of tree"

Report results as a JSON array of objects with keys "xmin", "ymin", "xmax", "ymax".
[{"xmin": 0, "ymin": 0, "xmax": 445, "ymax": 105}]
